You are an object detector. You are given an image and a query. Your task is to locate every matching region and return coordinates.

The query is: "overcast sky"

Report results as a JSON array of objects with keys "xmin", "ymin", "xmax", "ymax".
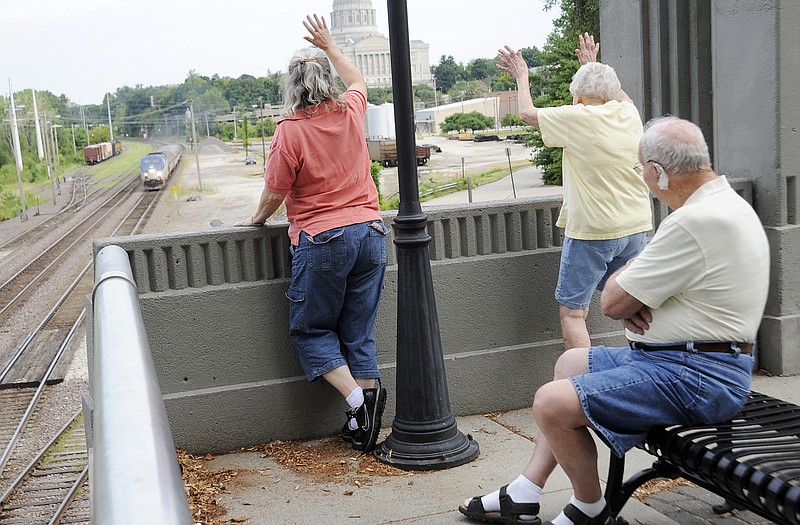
[{"xmin": 2, "ymin": 0, "xmax": 559, "ymax": 106}]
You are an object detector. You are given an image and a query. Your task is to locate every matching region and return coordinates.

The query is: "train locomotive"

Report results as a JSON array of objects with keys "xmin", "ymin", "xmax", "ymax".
[{"xmin": 139, "ymin": 143, "xmax": 183, "ymax": 190}]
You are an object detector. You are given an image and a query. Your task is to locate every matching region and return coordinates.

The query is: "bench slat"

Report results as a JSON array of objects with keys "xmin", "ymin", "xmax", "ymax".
[{"xmin": 606, "ymin": 391, "xmax": 800, "ymax": 525}]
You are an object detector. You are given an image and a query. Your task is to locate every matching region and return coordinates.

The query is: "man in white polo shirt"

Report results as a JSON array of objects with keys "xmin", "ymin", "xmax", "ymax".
[{"xmin": 459, "ymin": 117, "xmax": 769, "ymax": 525}]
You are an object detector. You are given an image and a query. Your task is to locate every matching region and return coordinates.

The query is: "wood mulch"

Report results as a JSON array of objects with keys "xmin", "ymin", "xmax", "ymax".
[{"xmin": 178, "ymin": 437, "xmax": 416, "ymax": 524}]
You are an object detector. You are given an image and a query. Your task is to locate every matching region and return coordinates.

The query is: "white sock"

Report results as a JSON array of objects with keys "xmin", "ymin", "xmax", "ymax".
[
  {"xmin": 550, "ymin": 495, "xmax": 606, "ymax": 525},
  {"xmin": 345, "ymin": 387, "xmax": 364, "ymax": 430},
  {"xmin": 464, "ymin": 475, "xmax": 541, "ymax": 520},
  {"xmin": 346, "ymin": 387, "xmax": 364, "ymax": 410}
]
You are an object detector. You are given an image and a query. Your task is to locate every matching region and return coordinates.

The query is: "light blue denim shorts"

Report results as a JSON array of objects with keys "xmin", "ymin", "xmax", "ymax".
[
  {"xmin": 555, "ymin": 233, "xmax": 647, "ymax": 310},
  {"xmin": 569, "ymin": 345, "xmax": 753, "ymax": 457},
  {"xmin": 286, "ymin": 220, "xmax": 388, "ymax": 382}
]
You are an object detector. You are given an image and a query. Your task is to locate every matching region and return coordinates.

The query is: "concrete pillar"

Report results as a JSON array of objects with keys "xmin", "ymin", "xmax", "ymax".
[{"xmin": 600, "ymin": 0, "xmax": 800, "ymax": 374}]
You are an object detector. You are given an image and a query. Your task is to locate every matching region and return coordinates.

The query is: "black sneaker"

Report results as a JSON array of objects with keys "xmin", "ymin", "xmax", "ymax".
[
  {"xmin": 345, "ymin": 383, "xmax": 387, "ymax": 453},
  {"xmin": 340, "ymin": 420, "xmax": 362, "ymax": 448}
]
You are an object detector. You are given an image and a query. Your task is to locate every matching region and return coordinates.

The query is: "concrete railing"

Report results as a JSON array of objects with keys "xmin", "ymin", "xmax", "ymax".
[
  {"xmin": 89, "ymin": 245, "xmax": 193, "ymax": 525},
  {"xmin": 90, "ymin": 181, "xmax": 756, "ymax": 454}
]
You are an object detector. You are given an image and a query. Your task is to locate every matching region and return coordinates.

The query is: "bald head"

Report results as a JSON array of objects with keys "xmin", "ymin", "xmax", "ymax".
[{"xmin": 640, "ymin": 117, "xmax": 711, "ymax": 175}]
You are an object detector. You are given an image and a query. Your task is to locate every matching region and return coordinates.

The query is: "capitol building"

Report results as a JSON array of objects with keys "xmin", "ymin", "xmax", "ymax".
[{"xmin": 329, "ymin": 0, "xmax": 433, "ymax": 87}]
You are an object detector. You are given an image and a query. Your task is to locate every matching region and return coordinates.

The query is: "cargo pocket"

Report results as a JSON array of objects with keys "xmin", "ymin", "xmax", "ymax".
[{"xmin": 285, "ymin": 287, "xmax": 305, "ymax": 331}]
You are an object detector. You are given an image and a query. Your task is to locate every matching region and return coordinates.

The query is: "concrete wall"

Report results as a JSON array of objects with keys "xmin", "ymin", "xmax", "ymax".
[
  {"xmin": 600, "ymin": 0, "xmax": 800, "ymax": 374},
  {"xmin": 92, "ymin": 184, "xmax": 755, "ymax": 454}
]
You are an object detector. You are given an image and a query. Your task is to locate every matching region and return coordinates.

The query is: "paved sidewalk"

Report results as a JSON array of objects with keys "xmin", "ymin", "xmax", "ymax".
[{"xmin": 200, "ymin": 374, "xmax": 795, "ymax": 524}]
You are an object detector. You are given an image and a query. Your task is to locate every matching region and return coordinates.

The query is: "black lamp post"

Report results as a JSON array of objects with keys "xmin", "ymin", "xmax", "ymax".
[{"xmin": 373, "ymin": 0, "xmax": 479, "ymax": 470}]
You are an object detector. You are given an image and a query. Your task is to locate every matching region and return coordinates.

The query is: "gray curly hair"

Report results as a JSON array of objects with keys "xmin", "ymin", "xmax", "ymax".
[
  {"xmin": 281, "ymin": 47, "xmax": 346, "ymax": 118},
  {"xmin": 569, "ymin": 62, "xmax": 621, "ymax": 102},
  {"xmin": 640, "ymin": 116, "xmax": 711, "ymax": 174}
]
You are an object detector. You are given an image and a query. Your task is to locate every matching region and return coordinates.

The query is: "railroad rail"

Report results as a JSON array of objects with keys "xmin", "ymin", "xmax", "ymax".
[
  {"xmin": 0, "ymin": 411, "xmax": 89, "ymax": 525},
  {"xmin": 0, "ymin": 164, "xmax": 168, "ymax": 522}
]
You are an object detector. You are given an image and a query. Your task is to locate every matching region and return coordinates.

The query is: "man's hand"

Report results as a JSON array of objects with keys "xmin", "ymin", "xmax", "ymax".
[
  {"xmin": 303, "ymin": 14, "xmax": 333, "ymax": 52},
  {"xmin": 497, "ymin": 46, "xmax": 530, "ymax": 80},
  {"xmin": 575, "ymin": 32, "xmax": 599, "ymax": 65},
  {"xmin": 621, "ymin": 305, "xmax": 652, "ymax": 335}
]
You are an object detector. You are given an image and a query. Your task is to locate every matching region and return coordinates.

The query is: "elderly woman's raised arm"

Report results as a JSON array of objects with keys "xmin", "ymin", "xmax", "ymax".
[{"xmin": 303, "ymin": 14, "xmax": 366, "ymax": 97}]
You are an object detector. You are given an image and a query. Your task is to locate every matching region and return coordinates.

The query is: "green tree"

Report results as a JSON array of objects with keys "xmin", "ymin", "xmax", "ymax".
[
  {"xmin": 433, "ymin": 55, "xmax": 464, "ymax": 93},
  {"xmin": 466, "ymin": 58, "xmax": 496, "ymax": 80},
  {"xmin": 527, "ymin": 0, "xmax": 599, "ymax": 185},
  {"xmin": 501, "ymin": 113, "xmax": 524, "ymax": 128},
  {"xmin": 440, "ymin": 112, "xmax": 495, "ymax": 133}
]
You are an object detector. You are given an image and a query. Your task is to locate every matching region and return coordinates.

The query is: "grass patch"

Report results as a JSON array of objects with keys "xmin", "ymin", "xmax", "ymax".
[{"xmin": 381, "ymin": 160, "xmax": 530, "ymax": 210}]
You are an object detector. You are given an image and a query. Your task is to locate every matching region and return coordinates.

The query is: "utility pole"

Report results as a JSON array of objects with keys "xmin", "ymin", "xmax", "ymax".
[
  {"xmin": 233, "ymin": 107, "xmax": 237, "ymax": 141},
  {"xmin": 41, "ymin": 112, "xmax": 57, "ymax": 205},
  {"xmin": 188, "ymin": 100, "xmax": 203, "ymax": 193},
  {"xmin": 71, "ymin": 124, "xmax": 77, "ymax": 158},
  {"xmin": 52, "ymin": 123, "xmax": 63, "ymax": 185},
  {"xmin": 106, "ymin": 93, "xmax": 114, "ymax": 141},
  {"xmin": 259, "ymin": 97, "xmax": 266, "ymax": 167},
  {"xmin": 9, "ymin": 80, "xmax": 27, "ymax": 220},
  {"xmin": 81, "ymin": 106, "xmax": 90, "ymax": 146},
  {"xmin": 32, "ymin": 89, "xmax": 44, "ymax": 159}
]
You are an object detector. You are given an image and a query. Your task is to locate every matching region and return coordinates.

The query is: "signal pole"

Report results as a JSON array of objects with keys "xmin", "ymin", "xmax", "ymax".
[
  {"xmin": 187, "ymin": 100, "xmax": 203, "ymax": 193},
  {"xmin": 9, "ymin": 80, "xmax": 27, "ymax": 220},
  {"xmin": 106, "ymin": 93, "xmax": 114, "ymax": 141}
]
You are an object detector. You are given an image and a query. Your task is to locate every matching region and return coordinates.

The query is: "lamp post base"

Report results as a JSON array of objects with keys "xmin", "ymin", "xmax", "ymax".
[{"xmin": 373, "ymin": 417, "xmax": 479, "ymax": 470}]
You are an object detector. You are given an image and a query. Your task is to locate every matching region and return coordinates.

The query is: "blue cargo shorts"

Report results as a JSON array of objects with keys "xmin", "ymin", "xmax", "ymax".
[
  {"xmin": 555, "ymin": 233, "xmax": 647, "ymax": 310},
  {"xmin": 286, "ymin": 220, "xmax": 389, "ymax": 382},
  {"xmin": 569, "ymin": 345, "xmax": 753, "ymax": 457}
]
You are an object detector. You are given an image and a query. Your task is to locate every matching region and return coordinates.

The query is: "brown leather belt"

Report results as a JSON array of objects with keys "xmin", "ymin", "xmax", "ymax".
[{"xmin": 628, "ymin": 341, "xmax": 752, "ymax": 355}]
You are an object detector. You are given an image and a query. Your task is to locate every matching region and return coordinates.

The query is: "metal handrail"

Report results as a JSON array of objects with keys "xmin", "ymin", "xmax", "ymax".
[{"xmin": 91, "ymin": 244, "xmax": 193, "ymax": 525}]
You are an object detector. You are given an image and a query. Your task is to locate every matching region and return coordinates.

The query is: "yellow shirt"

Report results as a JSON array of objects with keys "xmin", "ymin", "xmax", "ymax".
[
  {"xmin": 617, "ymin": 177, "xmax": 770, "ymax": 343},
  {"xmin": 538, "ymin": 101, "xmax": 652, "ymax": 240}
]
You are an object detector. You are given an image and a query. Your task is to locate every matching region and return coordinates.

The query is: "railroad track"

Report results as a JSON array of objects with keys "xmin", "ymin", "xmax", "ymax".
[
  {"xmin": 0, "ymin": 411, "xmax": 89, "ymax": 525},
  {"xmin": 0, "ymin": 163, "xmax": 169, "ymax": 522},
  {"xmin": 0, "ymin": 170, "xmax": 129, "ymax": 266},
  {"xmin": 0, "ymin": 174, "xmax": 141, "ymax": 322}
]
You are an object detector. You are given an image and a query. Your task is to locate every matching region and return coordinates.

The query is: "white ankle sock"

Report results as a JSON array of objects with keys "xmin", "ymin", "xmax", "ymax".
[
  {"xmin": 345, "ymin": 387, "xmax": 364, "ymax": 430},
  {"xmin": 550, "ymin": 495, "xmax": 606, "ymax": 525},
  {"xmin": 346, "ymin": 387, "xmax": 364, "ymax": 409},
  {"xmin": 464, "ymin": 475, "xmax": 541, "ymax": 520}
]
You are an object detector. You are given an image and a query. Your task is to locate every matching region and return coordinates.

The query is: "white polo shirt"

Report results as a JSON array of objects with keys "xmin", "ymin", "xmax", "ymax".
[{"xmin": 617, "ymin": 176, "xmax": 770, "ymax": 343}]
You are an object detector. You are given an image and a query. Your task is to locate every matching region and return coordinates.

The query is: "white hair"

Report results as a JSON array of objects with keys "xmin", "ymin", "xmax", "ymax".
[
  {"xmin": 281, "ymin": 47, "xmax": 346, "ymax": 118},
  {"xmin": 640, "ymin": 116, "xmax": 711, "ymax": 174},
  {"xmin": 569, "ymin": 62, "xmax": 621, "ymax": 102}
]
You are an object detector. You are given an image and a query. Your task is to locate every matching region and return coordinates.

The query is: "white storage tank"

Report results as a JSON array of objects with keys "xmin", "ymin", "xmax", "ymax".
[{"xmin": 366, "ymin": 105, "xmax": 389, "ymax": 139}]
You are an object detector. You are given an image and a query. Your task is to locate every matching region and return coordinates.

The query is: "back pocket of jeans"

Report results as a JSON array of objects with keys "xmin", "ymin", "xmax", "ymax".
[
  {"xmin": 369, "ymin": 221, "xmax": 388, "ymax": 265},
  {"xmin": 307, "ymin": 228, "xmax": 345, "ymax": 271}
]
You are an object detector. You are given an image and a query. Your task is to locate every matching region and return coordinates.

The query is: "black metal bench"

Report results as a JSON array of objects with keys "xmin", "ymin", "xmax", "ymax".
[{"xmin": 603, "ymin": 391, "xmax": 800, "ymax": 525}]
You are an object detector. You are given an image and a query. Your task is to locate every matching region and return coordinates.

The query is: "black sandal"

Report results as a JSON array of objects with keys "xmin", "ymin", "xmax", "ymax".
[
  {"xmin": 458, "ymin": 485, "xmax": 542, "ymax": 524},
  {"xmin": 542, "ymin": 503, "xmax": 615, "ymax": 525}
]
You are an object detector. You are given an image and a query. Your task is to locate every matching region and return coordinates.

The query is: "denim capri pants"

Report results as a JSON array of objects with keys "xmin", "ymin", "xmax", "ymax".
[
  {"xmin": 555, "ymin": 233, "xmax": 647, "ymax": 310},
  {"xmin": 286, "ymin": 220, "xmax": 388, "ymax": 382},
  {"xmin": 569, "ymin": 345, "xmax": 753, "ymax": 457}
]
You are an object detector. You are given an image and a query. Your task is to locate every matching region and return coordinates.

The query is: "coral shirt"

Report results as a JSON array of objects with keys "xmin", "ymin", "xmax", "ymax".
[{"xmin": 265, "ymin": 90, "xmax": 380, "ymax": 245}]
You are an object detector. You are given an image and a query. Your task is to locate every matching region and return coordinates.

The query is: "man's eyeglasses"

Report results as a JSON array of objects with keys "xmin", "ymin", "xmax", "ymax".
[{"xmin": 633, "ymin": 162, "xmax": 644, "ymax": 176}]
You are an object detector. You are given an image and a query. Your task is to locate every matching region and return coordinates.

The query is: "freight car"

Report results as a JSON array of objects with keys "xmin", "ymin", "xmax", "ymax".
[
  {"xmin": 83, "ymin": 140, "xmax": 122, "ymax": 165},
  {"xmin": 367, "ymin": 139, "xmax": 430, "ymax": 167},
  {"xmin": 139, "ymin": 143, "xmax": 184, "ymax": 190},
  {"xmin": 84, "ymin": 142, "xmax": 113, "ymax": 165}
]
